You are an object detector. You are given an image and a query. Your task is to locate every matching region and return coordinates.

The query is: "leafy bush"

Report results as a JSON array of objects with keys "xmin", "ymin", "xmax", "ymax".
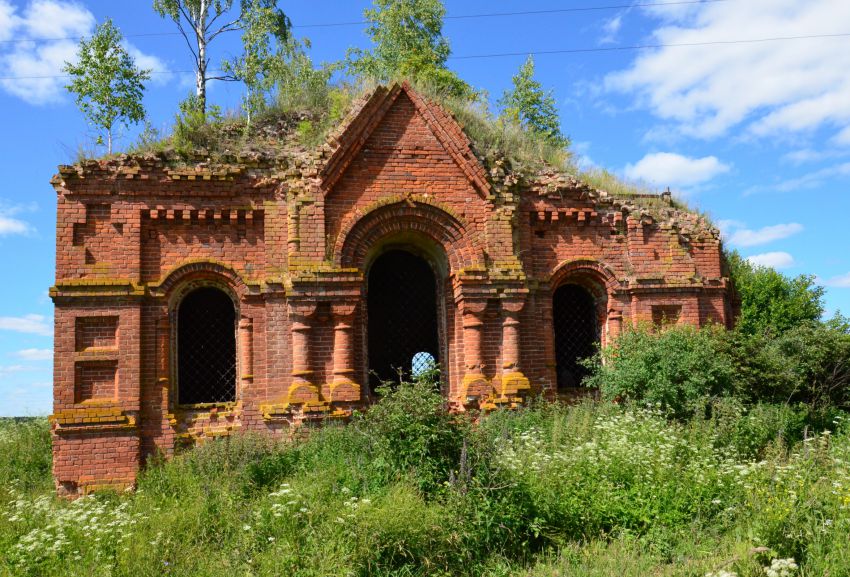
[
  {"xmin": 724, "ymin": 320, "xmax": 850, "ymax": 409},
  {"xmin": 171, "ymin": 93, "xmax": 224, "ymax": 154},
  {"xmin": 584, "ymin": 324, "xmax": 735, "ymax": 418},
  {"xmin": 358, "ymin": 378, "xmax": 465, "ymax": 494},
  {"xmin": 726, "ymin": 250, "xmax": 824, "ymax": 336}
]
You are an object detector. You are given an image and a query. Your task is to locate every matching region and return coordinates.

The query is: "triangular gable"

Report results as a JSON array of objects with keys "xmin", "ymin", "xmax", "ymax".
[{"xmin": 320, "ymin": 82, "xmax": 491, "ymax": 197}]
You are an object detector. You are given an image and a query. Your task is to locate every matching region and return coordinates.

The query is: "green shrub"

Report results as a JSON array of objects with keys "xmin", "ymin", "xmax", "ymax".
[
  {"xmin": 171, "ymin": 93, "xmax": 224, "ymax": 155},
  {"xmin": 358, "ymin": 378, "xmax": 465, "ymax": 494},
  {"xmin": 584, "ymin": 324, "xmax": 735, "ymax": 418},
  {"xmin": 724, "ymin": 321, "xmax": 850, "ymax": 409},
  {"xmin": 726, "ymin": 250, "xmax": 824, "ymax": 336}
]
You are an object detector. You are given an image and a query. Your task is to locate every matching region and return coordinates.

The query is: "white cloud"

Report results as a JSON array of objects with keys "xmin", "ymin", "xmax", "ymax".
[
  {"xmin": 0, "ymin": 364, "xmax": 30, "ymax": 376},
  {"xmin": 773, "ymin": 161, "xmax": 850, "ymax": 192},
  {"xmin": 833, "ymin": 126, "xmax": 850, "ymax": 146},
  {"xmin": 747, "ymin": 251, "xmax": 795, "ymax": 269},
  {"xmin": 822, "ymin": 272, "xmax": 850, "ymax": 288},
  {"xmin": 623, "ymin": 152, "xmax": 729, "ymax": 187},
  {"xmin": 22, "ymin": 0, "xmax": 92, "ymax": 39},
  {"xmin": 0, "ymin": 213, "xmax": 30, "ymax": 235},
  {"xmin": 125, "ymin": 43, "xmax": 172, "ymax": 85},
  {"xmin": 600, "ymin": 14, "xmax": 623, "ymax": 45},
  {"xmin": 0, "ymin": 0, "xmax": 17, "ymax": 42},
  {"xmin": 13, "ymin": 348, "xmax": 52, "ymax": 361},
  {"xmin": 722, "ymin": 222, "xmax": 803, "ymax": 248},
  {"xmin": 0, "ymin": 201, "xmax": 34, "ymax": 236},
  {"xmin": 0, "ymin": 1, "xmax": 169, "ymax": 103},
  {"xmin": 0, "ymin": 314, "xmax": 52, "ymax": 336},
  {"xmin": 605, "ymin": 0, "xmax": 850, "ymax": 139}
]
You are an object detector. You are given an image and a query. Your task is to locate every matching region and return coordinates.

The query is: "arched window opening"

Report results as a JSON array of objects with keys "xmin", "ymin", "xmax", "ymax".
[
  {"xmin": 177, "ymin": 287, "xmax": 237, "ymax": 405},
  {"xmin": 367, "ymin": 250, "xmax": 440, "ymax": 391},
  {"xmin": 553, "ymin": 284, "xmax": 599, "ymax": 391},
  {"xmin": 411, "ymin": 351, "xmax": 437, "ymax": 379}
]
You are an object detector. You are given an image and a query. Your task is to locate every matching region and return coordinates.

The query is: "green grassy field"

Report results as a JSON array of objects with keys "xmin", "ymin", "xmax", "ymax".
[{"xmin": 1, "ymin": 385, "xmax": 849, "ymax": 576}]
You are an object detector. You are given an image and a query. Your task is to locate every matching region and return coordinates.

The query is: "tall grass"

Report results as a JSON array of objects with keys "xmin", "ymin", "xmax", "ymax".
[{"xmin": 1, "ymin": 390, "xmax": 849, "ymax": 576}]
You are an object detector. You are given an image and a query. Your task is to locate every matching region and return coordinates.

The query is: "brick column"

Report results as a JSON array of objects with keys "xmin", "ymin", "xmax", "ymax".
[
  {"xmin": 329, "ymin": 303, "xmax": 360, "ymax": 402},
  {"xmin": 459, "ymin": 300, "xmax": 489, "ymax": 403},
  {"xmin": 239, "ymin": 318, "xmax": 254, "ymax": 381},
  {"xmin": 607, "ymin": 308, "xmax": 623, "ymax": 344},
  {"xmin": 498, "ymin": 298, "xmax": 530, "ymax": 400},
  {"xmin": 157, "ymin": 313, "xmax": 170, "ymax": 387},
  {"xmin": 287, "ymin": 302, "xmax": 320, "ymax": 405}
]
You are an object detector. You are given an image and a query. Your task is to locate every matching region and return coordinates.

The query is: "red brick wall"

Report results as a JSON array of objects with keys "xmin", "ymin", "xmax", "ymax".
[{"xmin": 50, "ymin": 83, "xmax": 730, "ymax": 495}]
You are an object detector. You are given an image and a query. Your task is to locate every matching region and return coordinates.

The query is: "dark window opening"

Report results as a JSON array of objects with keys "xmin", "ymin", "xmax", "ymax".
[
  {"xmin": 177, "ymin": 287, "xmax": 237, "ymax": 405},
  {"xmin": 553, "ymin": 284, "xmax": 599, "ymax": 390},
  {"xmin": 367, "ymin": 250, "xmax": 440, "ymax": 390}
]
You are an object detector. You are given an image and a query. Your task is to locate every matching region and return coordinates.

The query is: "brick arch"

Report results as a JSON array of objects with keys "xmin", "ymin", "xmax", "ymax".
[
  {"xmin": 549, "ymin": 258, "xmax": 621, "ymax": 298},
  {"xmin": 156, "ymin": 261, "xmax": 249, "ymax": 305},
  {"xmin": 334, "ymin": 198, "xmax": 484, "ymax": 273},
  {"xmin": 547, "ymin": 259, "xmax": 622, "ymax": 364}
]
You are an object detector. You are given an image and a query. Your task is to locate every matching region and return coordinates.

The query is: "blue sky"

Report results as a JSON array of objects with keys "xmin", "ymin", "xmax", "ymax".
[{"xmin": 1, "ymin": 0, "xmax": 849, "ymax": 416}]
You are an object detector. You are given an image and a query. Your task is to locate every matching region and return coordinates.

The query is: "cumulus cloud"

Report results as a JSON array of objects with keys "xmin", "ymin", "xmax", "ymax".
[
  {"xmin": 0, "ymin": 314, "xmax": 52, "ymax": 336},
  {"xmin": 721, "ymin": 221, "xmax": 804, "ymax": 248},
  {"xmin": 821, "ymin": 272, "xmax": 850, "ymax": 288},
  {"xmin": 13, "ymin": 348, "xmax": 52, "ymax": 361},
  {"xmin": 746, "ymin": 251, "xmax": 795, "ymax": 269},
  {"xmin": 623, "ymin": 152, "xmax": 729, "ymax": 187},
  {"xmin": 0, "ymin": 201, "xmax": 35, "ymax": 236},
  {"xmin": 0, "ymin": 0, "xmax": 170, "ymax": 104},
  {"xmin": 605, "ymin": 0, "xmax": 850, "ymax": 140}
]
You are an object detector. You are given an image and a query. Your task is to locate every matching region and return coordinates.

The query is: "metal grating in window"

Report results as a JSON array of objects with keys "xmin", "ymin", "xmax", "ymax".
[
  {"xmin": 177, "ymin": 287, "xmax": 237, "ymax": 405},
  {"xmin": 553, "ymin": 284, "xmax": 599, "ymax": 390},
  {"xmin": 367, "ymin": 250, "xmax": 440, "ymax": 389}
]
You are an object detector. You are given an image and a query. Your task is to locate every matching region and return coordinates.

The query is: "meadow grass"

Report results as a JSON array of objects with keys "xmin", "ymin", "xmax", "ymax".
[{"xmin": 1, "ymin": 392, "xmax": 849, "ymax": 576}]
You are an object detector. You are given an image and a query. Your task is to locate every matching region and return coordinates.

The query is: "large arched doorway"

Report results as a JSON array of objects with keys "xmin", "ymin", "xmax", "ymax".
[
  {"xmin": 367, "ymin": 249, "xmax": 440, "ymax": 390},
  {"xmin": 553, "ymin": 284, "xmax": 599, "ymax": 391},
  {"xmin": 177, "ymin": 287, "xmax": 237, "ymax": 405}
]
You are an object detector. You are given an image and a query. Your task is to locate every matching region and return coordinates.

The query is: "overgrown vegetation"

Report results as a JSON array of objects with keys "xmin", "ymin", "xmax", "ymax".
[
  {"xmin": 585, "ymin": 256, "xmax": 850, "ymax": 418},
  {"xmin": 3, "ymin": 381, "xmax": 850, "ymax": 576}
]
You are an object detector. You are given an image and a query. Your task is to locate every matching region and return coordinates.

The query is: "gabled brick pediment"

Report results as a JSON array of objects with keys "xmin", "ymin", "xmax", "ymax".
[{"xmin": 320, "ymin": 82, "xmax": 491, "ymax": 197}]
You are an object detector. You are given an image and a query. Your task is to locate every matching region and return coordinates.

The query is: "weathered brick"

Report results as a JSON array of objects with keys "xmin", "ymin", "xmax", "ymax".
[{"xmin": 49, "ymin": 82, "xmax": 731, "ymax": 495}]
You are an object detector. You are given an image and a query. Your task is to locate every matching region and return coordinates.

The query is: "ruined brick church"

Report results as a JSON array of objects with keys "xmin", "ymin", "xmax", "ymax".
[{"xmin": 50, "ymin": 83, "xmax": 731, "ymax": 494}]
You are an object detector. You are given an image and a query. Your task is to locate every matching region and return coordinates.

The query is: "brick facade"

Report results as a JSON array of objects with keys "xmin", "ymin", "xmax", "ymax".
[{"xmin": 50, "ymin": 83, "xmax": 731, "ymax": 495}]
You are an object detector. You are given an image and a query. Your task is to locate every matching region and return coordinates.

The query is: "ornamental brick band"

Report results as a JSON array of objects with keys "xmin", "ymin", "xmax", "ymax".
[{"xmin": 49, "ymin": 82, "xmax": 733, "ymax": 496}]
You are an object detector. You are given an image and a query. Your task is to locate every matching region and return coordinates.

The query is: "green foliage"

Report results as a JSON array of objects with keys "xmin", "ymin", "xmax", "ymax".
[
  {"xmin": 221, "ymin": 0, "xmax": 291, "ymax": 124},
  {"xmin": 347, "ymin": 0, "xmax": 476, "ymax": 100},
  {"xmin": 584, "ymin": 324, "xmax": 736, "ymax": 418},
  {"xmin": 62, "ymin": 19, "xmax": 150, "ymax": 154},
  {"xmin": 498, "ymin": 55, "xmax": 569, "ymax": 149},
  {"xmin": 725, "ymin": 320, "xmax": 850, "ymax": 409},
  {"xmin": 0, "ymin": 418, "xmax": 52, "ymax": 494},
  {"xmin": 358, "ymin": 377, "xmax": 465, "ymax": 494},
  {"xmin": 273, "ymin": 39, "xmax": 337, "ymax": 114},
  {"xmin": 405, "ymin": 78, "xmax": 569, "ymax": 170},
  {"xmin": 171, "ymin": 92, "xmax": 223, "ymax": 154},
  {"xmin": 3, "ymin": 403, "xmax": 850, "ymax": 575},
  {"xmin": 727, "ymin": 250, "xmax": 825, "ymax": 336},
  {"xmin": 153, "ymin": 0, "xmax": 291, "ymax": 114}
]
